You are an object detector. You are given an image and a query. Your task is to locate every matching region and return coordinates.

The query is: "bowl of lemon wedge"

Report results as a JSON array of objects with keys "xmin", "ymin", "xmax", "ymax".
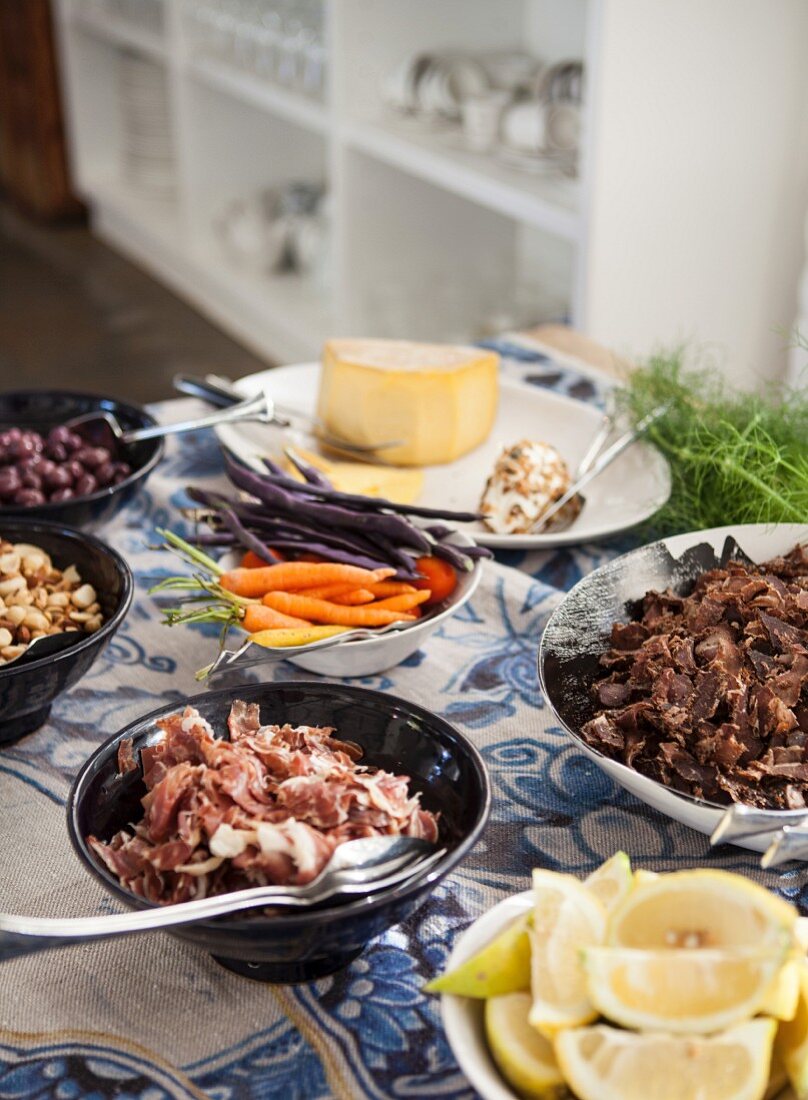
[{"xmin": 428, "ymin": 854, "xmax": 807, "ymax": 1100}]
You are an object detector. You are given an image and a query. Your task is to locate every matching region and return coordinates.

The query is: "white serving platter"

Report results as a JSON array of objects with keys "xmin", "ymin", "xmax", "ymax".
[
  {"xmin": 216, "ymin": 361, "xmax": 671, "ymax": 549},
  {"xmin": 539, "ymin": 523, "xmax": 808, "ymax": 852}
]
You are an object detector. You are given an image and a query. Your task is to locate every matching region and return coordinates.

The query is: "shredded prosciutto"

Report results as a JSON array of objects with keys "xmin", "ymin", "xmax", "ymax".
[
  {"xmin": 412, "ymin": 556, "xmax": 458, "ymax": 604},
  {"xmin": 86, "ymin": 701, "xmax": 440, "ymax": 904}
]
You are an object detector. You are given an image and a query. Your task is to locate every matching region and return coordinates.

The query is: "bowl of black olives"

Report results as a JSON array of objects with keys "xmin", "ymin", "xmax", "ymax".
[{"xmin": 0, "ymin": 391, "xmax": 164, "ymax": 529}]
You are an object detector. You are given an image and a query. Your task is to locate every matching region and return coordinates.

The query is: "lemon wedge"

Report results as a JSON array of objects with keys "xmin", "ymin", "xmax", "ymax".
[
  {"xmin": 424, "ymin": 911, "xmax": 531, "ymax": 998},
  {"xmin": 606, "ymin": 869, "xmax": 796, "ymax": 951},
  {"xmin": 776, "ymin": 962, "xmax": 808, "ymax": 1097},
  {"xmin": 761, "ymin": 957, "xmax": 801, "ymax": 1022},
  {"xmin": 584, "ymin": 945, "xmax": 786, "ymax": 1033},
  {"xmin": 584, "ymin": 851, "xmax": 633, "ymax": 912},
  {"xmin": 633, "ymin": 869, "xmax": 660, "ymax": 886},
  {"xmin": 554, "ymin": 1018, "xmax": 778, "ymax": 1100},
  {"xmin": 484, "ymin": 992, "xmax": 567, "ymax": 1100},
  {"xmin": 528, "ymin": 870, "xmax": 605, "ymax": 1035}
]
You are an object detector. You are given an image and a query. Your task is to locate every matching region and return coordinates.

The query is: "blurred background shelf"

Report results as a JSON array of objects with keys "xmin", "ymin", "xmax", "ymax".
[
  {"xmin": 187, "ymin": 55, "xmax": 328, "ymax": 135},
  {"xmin": 52, "ymin": 0, "xmax": 808, "ymax": 384},
  {"xmin": 69, "ymin": 1, "xmax": 166, "ymax": 60},
  {"xmin": 341, "ymin": 118, "xmax": 581, "ymax": 240}
]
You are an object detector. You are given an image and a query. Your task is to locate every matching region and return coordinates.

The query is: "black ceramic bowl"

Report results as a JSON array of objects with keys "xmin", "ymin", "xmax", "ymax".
[
  {"xmin": 67, "ymin": 681, "xmax": 491, "ymax": 983},
  {"xmin": 0, "ymin": 519, "xmax": 133, "ymax": 743},
  {"xmin": 0, "ymin": 390, "xmax": 164, "ymax": 529}
]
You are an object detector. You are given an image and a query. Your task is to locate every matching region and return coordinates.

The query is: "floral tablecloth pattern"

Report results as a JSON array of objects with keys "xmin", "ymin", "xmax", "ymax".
[{"xmin": 0, "ymin": 335, "xmax": 798, "ymax": 1100}]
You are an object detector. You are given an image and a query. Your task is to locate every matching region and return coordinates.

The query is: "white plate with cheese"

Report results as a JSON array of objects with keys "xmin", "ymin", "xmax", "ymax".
[{"xmin": 215, "ymin": 360, "xmax": 671, "ymax": 549}]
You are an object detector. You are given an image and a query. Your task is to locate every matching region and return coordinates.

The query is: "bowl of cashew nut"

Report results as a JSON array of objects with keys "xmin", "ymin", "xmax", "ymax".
[{"xmin": 0, "ymin": 519, "xmax": 133, "ymax": 744}]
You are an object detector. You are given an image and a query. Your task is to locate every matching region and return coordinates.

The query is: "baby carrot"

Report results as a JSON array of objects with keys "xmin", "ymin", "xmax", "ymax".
[
  {"xmin": 249, "ymin": 625, "xmax": 350, "ymax": 648},
  {"xmin": 364, "ymin": 581, "xmax": 418, "ymax": 598},
  {"xmin": 299, "ymin": 582, "xmax": 363, "ymax": 600},
  {"xmin": 240, "ymin": 548, "xmax": 282, "ymax": 568},
  {"xmin": 262, "ymin": 592, "xmax": 416, "ymax": 626},
  {"xmin": 370, "ymin": 591, "xmax": 431, "ymax": 612},
  {"xmin": 295, "ymin": 582, "xmax": 376, "ymax": 604},
  {"xmin": 220, "ymin": 563, "xmax": 395, "ymax": 598},
  {"xmin": 242, "ymin": 604, "xmax": 311, "ymax": 632},
  {"xmin": 329, "ymin": 589, "xmax": 376, "ymax": 606}
]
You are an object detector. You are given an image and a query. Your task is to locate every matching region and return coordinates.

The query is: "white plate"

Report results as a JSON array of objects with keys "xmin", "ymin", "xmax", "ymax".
[
  {"xmin": 216, "ymin": 362, "xmax": 671, "ymax": 549},
  {"xmin": 441, "ymin": 890, "xmax": 533, "ymax": 1100}
]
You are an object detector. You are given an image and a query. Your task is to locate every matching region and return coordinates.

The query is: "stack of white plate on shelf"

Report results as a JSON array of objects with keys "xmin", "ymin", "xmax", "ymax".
[{"xmin": 118, "ymin": 52, "xmax": 176, "ymax": 198}]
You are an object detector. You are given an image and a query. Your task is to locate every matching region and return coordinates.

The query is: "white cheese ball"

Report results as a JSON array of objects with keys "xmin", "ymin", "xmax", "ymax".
[{"xmin": 479, "ymin": 439, "xmax": 582, "ymax": 534}]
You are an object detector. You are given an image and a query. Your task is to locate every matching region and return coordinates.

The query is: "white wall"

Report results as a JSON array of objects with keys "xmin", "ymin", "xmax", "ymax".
[{"xmin": 583, "ymin": 0, "xmax": 808, "ymax": 388}]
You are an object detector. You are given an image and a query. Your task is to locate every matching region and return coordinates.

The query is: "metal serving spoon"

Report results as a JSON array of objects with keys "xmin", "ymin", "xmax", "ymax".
[
  {"xmin": 0, "ymin": 630, "xmax": 84, "ymax": 669},
  {"xmin": 0, "ymin": 836, "xmax": 444, "ymax": 962},
  {"xmin": 65, "ymin": 391, "xmax": 284, "ymax": 449}
]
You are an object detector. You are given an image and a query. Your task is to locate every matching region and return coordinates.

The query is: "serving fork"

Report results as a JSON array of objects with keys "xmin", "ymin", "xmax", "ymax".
[{"xmin": 0, "ymin": 836, "xmax": 444, "ymax": 962}]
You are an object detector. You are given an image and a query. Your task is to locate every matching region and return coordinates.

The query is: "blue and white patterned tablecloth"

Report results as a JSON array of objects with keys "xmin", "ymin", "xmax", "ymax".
[{"xmin": 0, "ymin": 335, "xmax": 798, "ymax": 1100}]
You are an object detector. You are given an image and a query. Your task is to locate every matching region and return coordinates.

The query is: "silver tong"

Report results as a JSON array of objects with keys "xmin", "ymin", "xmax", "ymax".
[
  {"xmin": 711, "ymin": 803, "xmax": 808, "ymax": 868},
  {"xmin": 530, "ymin": 400, "xmax": 670, "ymax": 533}
]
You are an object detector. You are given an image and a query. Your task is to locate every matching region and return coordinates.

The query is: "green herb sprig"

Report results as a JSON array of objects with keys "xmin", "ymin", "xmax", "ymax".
[{"xmin": 619, "ymin": 349, "xmax": 808, "ymax": 535}]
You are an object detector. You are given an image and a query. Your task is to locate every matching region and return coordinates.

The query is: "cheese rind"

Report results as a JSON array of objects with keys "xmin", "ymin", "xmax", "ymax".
[{"xmin": 317, "ymin": 338, "xmax": 499, "ymax": 466}]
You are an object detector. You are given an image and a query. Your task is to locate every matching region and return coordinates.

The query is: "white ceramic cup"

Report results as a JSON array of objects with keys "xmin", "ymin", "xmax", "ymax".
[
  {"xmin": 461, "ymin": 91, "xmax": 511, "ymax": 152},
  {"xmin": 545, "ymin": 101, "xmax": 581, "ymax": 153},
  {"xmin": 500, "ymin": 99, "xmax": 547, "ymax": 153}
]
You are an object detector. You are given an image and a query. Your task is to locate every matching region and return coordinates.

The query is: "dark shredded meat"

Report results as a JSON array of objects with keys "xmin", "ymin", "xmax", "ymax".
[
  {"xmin": 88, "ymin": 701, "xmax": 439, "ymax": 904},
  {"xmin": 581, "ymin": 543, "xmax": 808, "ymax": 809}
]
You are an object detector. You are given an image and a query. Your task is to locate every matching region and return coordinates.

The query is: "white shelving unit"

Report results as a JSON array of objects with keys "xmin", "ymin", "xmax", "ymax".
[
  {"xmin": 53, "ymin": 0, "xmax": 590, "ymax": 363},
  {"xmin": 54, "ymin": 0, "xmax": 808, "ymax": 382}
]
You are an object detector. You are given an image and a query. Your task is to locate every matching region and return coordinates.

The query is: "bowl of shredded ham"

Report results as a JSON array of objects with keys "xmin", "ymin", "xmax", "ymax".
[{"xmin": 67, "ymin": 680, "xmax": 490, "ymax": 983}]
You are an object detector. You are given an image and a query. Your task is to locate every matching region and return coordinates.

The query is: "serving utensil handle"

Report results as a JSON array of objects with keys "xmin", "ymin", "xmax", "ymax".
[
  {"xmin": 121, "ymin": 393, "xmax": 278, "ymax": 443},
  {"xmin": 0, "ymin": 848, "xmax": 444, "ymax": 959},
  {"xmin": 172, "ymin": 373, "xmax": 242, "ymax": 408}
]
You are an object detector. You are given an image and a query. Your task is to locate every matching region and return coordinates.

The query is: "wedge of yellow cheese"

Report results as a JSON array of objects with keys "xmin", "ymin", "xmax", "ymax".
[
  {"xmin": 283, "ymin": 448, "xmax": 424, "ymax": 504},
  {"xmin": 316, "ymin": 338, "xmax": 499, "ymax": 466}
]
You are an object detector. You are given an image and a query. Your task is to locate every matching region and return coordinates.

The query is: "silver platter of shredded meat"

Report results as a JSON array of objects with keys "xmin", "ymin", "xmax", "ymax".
[
  {"xmin": 88, "ymin": 700, "xmax": 440, "ymax": 905},
  {"xmin": 541, "ymin": 536, "xmax": 808, "ymax": 811}
]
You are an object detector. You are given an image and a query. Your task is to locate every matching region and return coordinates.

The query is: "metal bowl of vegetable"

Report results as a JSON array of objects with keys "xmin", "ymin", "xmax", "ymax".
[
  {"xmin": 234, "ymin": 532, "xmax": 483, "ymax": 678},
  {"xmin": 152, "ymin": 450, "xmax": 490, "ymax": 679}
]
